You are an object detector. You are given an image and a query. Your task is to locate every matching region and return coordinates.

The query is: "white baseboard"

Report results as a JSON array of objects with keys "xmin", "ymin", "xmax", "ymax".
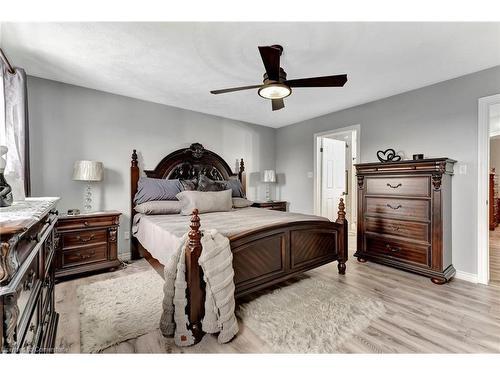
[
  {"xmin": 454, "ymin": 270, "xmax": 478, "ymax": 283},
  {"xmin": 119, "ymin": 252, "xmax": 131, "ymax": 262}
]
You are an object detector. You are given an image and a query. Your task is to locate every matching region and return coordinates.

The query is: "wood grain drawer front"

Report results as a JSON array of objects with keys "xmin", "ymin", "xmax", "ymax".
[
  {"xmin": 365, "ymin": 235, "xmax": 429, "ymax": 266},
  {"xmin": 365, "ymin": 197, "xmax": 430, "ymax": 221},
  {"xmin": 61, "ymin": 245, "xmax": 108, "ymax": 268},
  {"xmin": 364, "ymin": 217, "xmax": 429, "ymax": 243},
  {"xmin": 366, "ymin": 176, "xmax": 430, "ymax": 197},
  {"xmin": 62, "ymin": 229, "xmax": 107, "ymax": 249},
  {"xmin": 57, "ymin": 216, "xmax": 117, "ymax": 231}
]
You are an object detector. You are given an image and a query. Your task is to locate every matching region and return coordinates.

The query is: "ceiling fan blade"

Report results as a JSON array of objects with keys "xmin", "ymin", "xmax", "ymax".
[
  {"xmin": 272, "ymin": 98, "xmax": 285, "ymax": 111},
  {"xmin": 284, "ymin": 74, "xmax": 348, "ymax": 88},
  {"xmin": 258, "ymin": 46, "xmax": 281, "ymax": 81},
  {"xmin": 210, "ymin": 84, "xmax": 262, "ymax": 95}
]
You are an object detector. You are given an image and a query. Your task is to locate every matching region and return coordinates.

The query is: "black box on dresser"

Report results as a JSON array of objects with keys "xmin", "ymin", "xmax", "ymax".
[{"xmin": 355, "ymin": 158, "xmax": 456, "ymax": 284}]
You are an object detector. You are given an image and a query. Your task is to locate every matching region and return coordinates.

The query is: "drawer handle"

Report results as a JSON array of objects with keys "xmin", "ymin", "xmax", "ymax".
[
  {"xmin": 76, "ymin": 250, "xmax": 96, "ymax": 260},
  {"xmin": 387, "ymin": 183, "xmax": 402, "ymax": 189},
  {"xmin": 386, "ymin": 203, "xmax": 402, "ymax": 210},
  {"xmin": 385, "ymin": 244, "xmax": 401, "ymax": 252},
  {"xmin": 76, "ymin": 234, "xmax": 95, "ymax": 243},
  {"xmin": 84, "ymin": 221, "xmax": 90, "ymax": 227},
  {"xmin": 389, "ymin": 224, "xmax": 407, "ymax": 233}
]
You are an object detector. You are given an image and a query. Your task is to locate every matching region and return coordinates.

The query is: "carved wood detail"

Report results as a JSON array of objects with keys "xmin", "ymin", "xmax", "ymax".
[
  {"xmin": 357, "ymin": 175, "xmax": 365, "ymax": 189},
  {"xmin": 108, "ymin": 228, "xmax": 117, "ymax": 242},
  {"xmin": 432, "ymin": 174, "xmax": 442, "ymax": 191},
  {"xmin": 4, "ymin": 293, "xmax": 19, "ymax": 349}
]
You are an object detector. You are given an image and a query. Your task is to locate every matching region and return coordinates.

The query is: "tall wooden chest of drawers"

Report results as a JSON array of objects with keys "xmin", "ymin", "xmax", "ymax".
[{"xmin": 355, "ymin": 158, "xmax": 456, "ymax": 284}]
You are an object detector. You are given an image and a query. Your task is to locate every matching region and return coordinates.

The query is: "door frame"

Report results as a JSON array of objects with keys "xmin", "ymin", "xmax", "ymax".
[
  {"xmin": 313, "ymin": 124, "xmax": 361, "ymax": 232},
  {"xmin": 477, "ymin": 94, "xmax": 500, "ymax": 285}
]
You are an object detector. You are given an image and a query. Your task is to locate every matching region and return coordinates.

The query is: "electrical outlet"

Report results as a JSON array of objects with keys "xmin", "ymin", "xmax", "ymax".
[
  {"xmin": 123, "ymin": 231, "xmax": 130, "ymax": 240},
  {"xmin": 307, "ymin": 171, "xmax": 314, "ymax": 178}
]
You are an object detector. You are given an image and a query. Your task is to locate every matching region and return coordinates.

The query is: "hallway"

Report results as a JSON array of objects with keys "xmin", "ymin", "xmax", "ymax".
[{"xmin": 489, "ymin": 229, "xmax": 500, "ymax": 285}]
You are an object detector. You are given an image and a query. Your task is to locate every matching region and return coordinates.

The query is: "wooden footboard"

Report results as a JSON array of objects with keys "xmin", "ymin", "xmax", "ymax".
[{"xmin": 145, "ymin": 199, "xmax": 348, "ymax": 344}]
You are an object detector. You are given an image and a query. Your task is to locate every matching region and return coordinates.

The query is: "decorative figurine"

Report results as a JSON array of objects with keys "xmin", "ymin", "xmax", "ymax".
[
  {"xmin": 0, "ymin": 145, "xmax": 13, "ymax": 207},
  {"xmin": 376, "ymin": 148, "xmax": 402, "ymax": 163}
]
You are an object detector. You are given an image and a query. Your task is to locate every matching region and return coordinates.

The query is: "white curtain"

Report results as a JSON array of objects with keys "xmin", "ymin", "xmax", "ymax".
[{"xmin": 0, "ymin": 61, "xmax": 29, "ymax": 201}]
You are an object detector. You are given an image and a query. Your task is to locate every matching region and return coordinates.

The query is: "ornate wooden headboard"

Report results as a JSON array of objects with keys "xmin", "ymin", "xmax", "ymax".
[{"xmin": 130, "ymin": 143, "xmax": 246, "ymax": 259}]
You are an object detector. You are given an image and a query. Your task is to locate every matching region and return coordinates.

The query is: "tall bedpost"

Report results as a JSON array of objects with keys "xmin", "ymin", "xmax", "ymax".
[
  {"xmin": 238, "ymin": 158, "xmax": 246, "ymax": 196},
  {"xmin": 130, "ymin": 150, "xmax": 141, "ymax": 260},
  {"xmin": 185, "ymin": 209, "xmax": 205, "ymax": 344},
  {"xmin": 336, "ymin": 198, "xmax": 348, "ymax": 275}
]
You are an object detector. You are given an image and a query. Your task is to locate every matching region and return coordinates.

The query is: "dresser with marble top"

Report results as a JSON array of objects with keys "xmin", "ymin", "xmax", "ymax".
[{"xmin": 0, "ymin": 198, "xmax": 60, "ymax": 353}]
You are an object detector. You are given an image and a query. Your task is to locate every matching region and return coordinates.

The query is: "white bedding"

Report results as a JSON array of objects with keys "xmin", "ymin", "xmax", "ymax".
[{"xmin": 133, "ymin": 207, "xmax": 328, "ymax": 266}]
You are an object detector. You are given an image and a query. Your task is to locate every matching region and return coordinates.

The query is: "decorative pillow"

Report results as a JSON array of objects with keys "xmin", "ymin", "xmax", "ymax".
[
  {"xmin": 176, "ymin": 189, "xmax": 233, "ymax": 215},
  {"xmin": 134, "ymin": 177, "xmax": 183, "ymax": 204},
  {"xmin": 232, "ymin": 197, "xmax": 253, "ymax": 208},
  {"xmin": 225, "ymin": 179, "xmax": 245, "ymax": 198},
  {"xmin": 197, "ymin": 174, "xmax": 245, "ymax": 198},
  {"xmin": 179, "ymin": 178, "xmax": 198, "ymax": 191},
  {"xmin": 197, "ymin": 174, "xmax": 226, "ymax": 192},
  {"xmin": 134, "ymin": 200, "xmax": 182, "ymax": 215}
]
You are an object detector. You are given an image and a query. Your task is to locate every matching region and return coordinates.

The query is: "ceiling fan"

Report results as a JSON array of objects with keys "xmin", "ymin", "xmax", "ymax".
[{"xmin": 210, "ymin": 45, "xmax": 348, "ymax": 111}]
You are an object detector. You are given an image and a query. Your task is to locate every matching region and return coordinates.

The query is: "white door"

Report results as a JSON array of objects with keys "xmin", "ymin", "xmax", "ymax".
[{"xmin": 321, "ymin": 137, "xmax": 346, "ymax": 221}]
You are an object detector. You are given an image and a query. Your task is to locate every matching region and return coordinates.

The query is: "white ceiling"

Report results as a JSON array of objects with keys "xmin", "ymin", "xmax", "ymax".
[{"xmin": 1, "ymin": 22, "xmax": 499, "ymax": 128}]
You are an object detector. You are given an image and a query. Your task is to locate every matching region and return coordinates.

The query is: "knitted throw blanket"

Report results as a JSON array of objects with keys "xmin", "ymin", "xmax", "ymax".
[{"xmin": 159, "ymin": 230, "xmax": 239, "ymax": 346}]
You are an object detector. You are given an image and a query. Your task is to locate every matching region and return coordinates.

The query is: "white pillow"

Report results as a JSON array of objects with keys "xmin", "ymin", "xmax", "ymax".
[
  {"xmin": 176, "ymin": 189, "xmax": 233, "ymax": 215},
  {"xmin": 232, "ymin": 197, "xmax": 253, "ymax": 208},
  {"xmin": 134, "ymin": 200, "xmax": 182, "ymax": 215}
]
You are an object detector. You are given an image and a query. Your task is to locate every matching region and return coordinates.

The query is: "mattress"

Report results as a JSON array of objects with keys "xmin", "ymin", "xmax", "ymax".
[{"xmin": 133, "ymin": 207, "xmax": 328, "ymax": 266}]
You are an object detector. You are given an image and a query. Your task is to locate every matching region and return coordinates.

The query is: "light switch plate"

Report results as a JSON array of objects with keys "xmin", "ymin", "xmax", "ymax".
[{"xmin": 458, "ymin": 164, "xmax": 467, "ymax": 175}]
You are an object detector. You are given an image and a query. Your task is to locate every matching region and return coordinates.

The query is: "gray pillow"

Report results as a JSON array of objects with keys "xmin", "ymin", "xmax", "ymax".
[
  {"xmin": 135, "ymin": 200, "xmax": 182, "ymax": 215},
  {"xmin": 134, "ymin": 177, "xmax": 183, "ymax": 204},
  {"xmin": 176, "ymin": 189, "xmax": 233, "ymax": 215},
  {"xmin": 197, "ymin": 174, "xmax": 245, "ymax": 198},
  {"xmin": 198, "ymin": 174, "xmax": 226, "ymax": 192},
  {"xmin": 232, "ymin": 197, "xmax": 253, "ymax": 208},
  {"xmin": 225, "ymin": 179, "xmax": 245, "ymax": 198},
  {"xmin": 179, "ymin": 178, "xmax": 198, "ymax": 191}
]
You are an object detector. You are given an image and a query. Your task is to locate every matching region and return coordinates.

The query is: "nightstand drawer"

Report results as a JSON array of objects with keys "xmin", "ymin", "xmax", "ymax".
[
  {"xmin": 61, "ymin": 229, "xmax": 107, "ymax": 249},
  {"xmin": 61, "ymin": 245, "xmax": 108, "ymax": 268},
  {"xmin": 56, "ymin": 216, "xmax": 117, "ymax": 231}
]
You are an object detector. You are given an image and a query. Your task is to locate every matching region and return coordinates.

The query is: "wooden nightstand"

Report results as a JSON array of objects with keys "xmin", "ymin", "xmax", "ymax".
[
  {"xmin": 251, "ymin": 201, "xmax": 287, "ymax": 212},
  {"xmin": 55, "ymin": 211, "xmax": 121, "ymax": 279}
]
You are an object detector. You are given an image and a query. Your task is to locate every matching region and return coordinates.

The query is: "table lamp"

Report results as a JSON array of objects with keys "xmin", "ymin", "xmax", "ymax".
[
  {"xmin": 73, "ymin": 160, "xmax": 103, "ymax": 212},
  {"xmin": 263, "ymin": 169, "xmax": 276, "ymax": 202}
]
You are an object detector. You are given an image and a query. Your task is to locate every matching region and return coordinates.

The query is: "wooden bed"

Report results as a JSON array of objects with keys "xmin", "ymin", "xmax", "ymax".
[{"xmin": 130, "ymin": 143, "xmax": 348, "ymax": 343}]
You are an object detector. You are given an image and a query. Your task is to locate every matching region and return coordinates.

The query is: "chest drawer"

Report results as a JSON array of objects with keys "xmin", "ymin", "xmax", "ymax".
[
  {"xmin": 61, "ymin": 244, "xmax": 108, "ymax": 268},
  {"xmin": 366, "ymin": 176, "xmax": 430, "ymax": 197},
  {"xmin": 61, "ymin": 229, "xmax": 107, "ymax": 249},
  {"xmin": 365, "ymin": 197, "xmax": 430, "ymax": 222},
  {"xmin": 364, "ymin": 217, "xmax": 429, "ymax": 243},
  {"xmin": 365, "ymin": 235, "xmax": 429, "ymax": 266}
]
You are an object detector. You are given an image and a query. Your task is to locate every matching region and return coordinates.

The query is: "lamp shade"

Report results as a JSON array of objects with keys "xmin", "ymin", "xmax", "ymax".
[
  {"xmin": 72, "ymin": 160, "xmax": 103, "ymax": 181},
  {"xmin": 263, "ymin": 169, "xmax": 276, "ymax": 183}
]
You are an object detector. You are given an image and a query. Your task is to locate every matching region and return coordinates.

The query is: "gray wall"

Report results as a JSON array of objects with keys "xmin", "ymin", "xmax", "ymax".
[
  {"xmin": 275, "ymin": 66, "xmax": 500, "ymax": 275},
  {"xmin": 490, "ymin": 138, "xmax": 500, "ymax": 172},
  {"xmin": 28, "ymin": 77, "xmax": 276, "ymax": 258}
]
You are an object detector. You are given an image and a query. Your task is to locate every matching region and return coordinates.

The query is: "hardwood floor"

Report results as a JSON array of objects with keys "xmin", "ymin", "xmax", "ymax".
[
  {"xmin": 490, "ymin": 229, "xmax": 500, "ymax": 285},
  {"xmin": 55, "ymin": 250, "xmax": 500, "ymax": 354}
]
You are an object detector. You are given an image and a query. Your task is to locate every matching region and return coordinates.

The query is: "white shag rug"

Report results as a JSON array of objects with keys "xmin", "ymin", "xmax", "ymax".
[
  {"xmin": 78, "ymin": 269, "xmax": 385, "ymax": 353},
  {"xmin": 77, "ymin": 270, "xmax": 164, "ymax": 353},
  {"xmin": 237, "ymin": 276, "xmax": 386, "ymax": 353}
]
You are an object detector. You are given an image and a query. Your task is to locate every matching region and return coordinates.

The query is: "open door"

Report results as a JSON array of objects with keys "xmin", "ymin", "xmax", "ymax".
[{"xmin": 321, "ymin": 137, "xmax": 346, "ymax": 221}]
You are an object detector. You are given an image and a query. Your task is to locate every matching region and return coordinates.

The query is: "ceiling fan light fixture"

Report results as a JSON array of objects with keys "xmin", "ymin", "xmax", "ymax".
[{"xmin": 258, "ymin": 83, "xmax": 291, "ymax": 100}]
